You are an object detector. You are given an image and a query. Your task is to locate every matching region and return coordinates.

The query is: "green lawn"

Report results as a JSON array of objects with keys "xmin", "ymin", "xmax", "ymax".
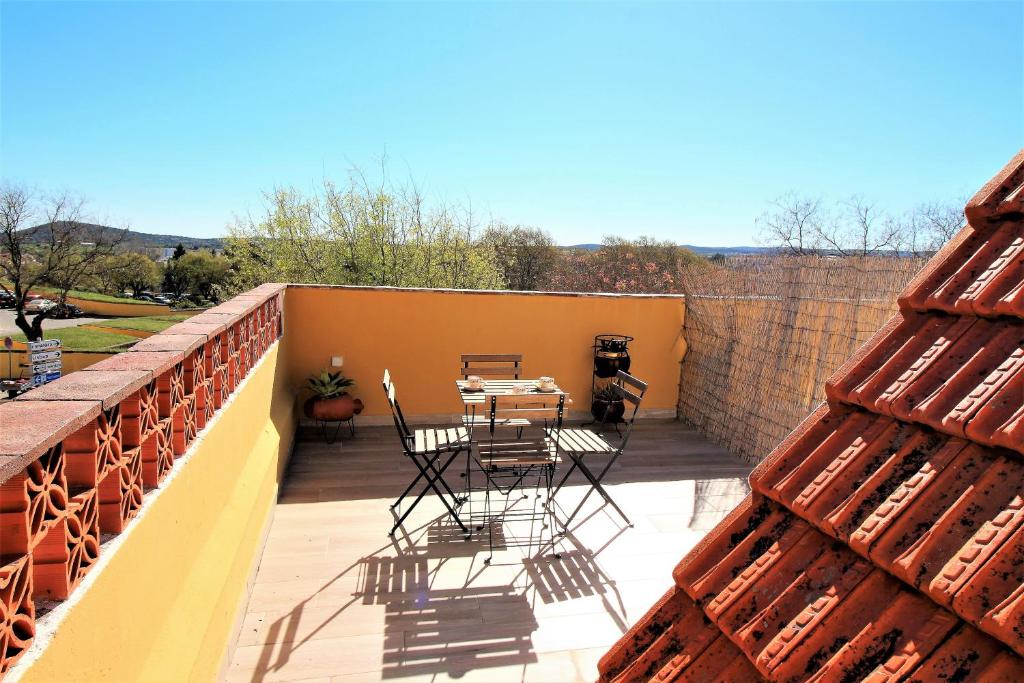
[
  {"xmin": 13, "ymin": 327, "xmax": 140, "ymax": 352},
  {"xmin": 96, "ymin": 313, "xmax": 194, "ymax": 333},
  {"xmin": 37, "ymin": 286, "xmax": 141, "ymax": 304},
  {"xmin": 2, "ymin": 282, "xmax": 143, "ymax": 304}
]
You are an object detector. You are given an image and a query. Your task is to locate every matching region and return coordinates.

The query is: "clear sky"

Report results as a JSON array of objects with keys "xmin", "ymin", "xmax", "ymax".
[{"xmin": 2, "ymin": 1, "xmax": 1021, "ymax": 247}]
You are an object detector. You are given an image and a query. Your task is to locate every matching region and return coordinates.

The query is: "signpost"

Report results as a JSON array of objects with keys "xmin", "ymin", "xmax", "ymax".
[
  {"xmin": 26, "ymin": 339, "xmax": 62, "ymax": 387},
  {"xmin": 3, "ymin": 336, "xmax": 11, "ymax": 382}
]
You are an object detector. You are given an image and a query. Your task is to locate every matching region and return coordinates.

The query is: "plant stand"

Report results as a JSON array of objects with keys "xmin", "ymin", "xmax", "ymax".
[
  {"xmin": 582, "ymin": 334, "xmax": 633, "ymax": 436},
  {"xmin": 316, "ymin": 417, "xmax": 355, "ymax": 445}
]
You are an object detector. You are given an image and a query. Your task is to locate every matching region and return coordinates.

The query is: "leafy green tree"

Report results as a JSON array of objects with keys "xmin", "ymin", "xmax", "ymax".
[
  {"xmin": 480, "ymin": 223, "xmax": 559, "ymax": 291},
  {"xmin": 226, "ymin": 171, "xmax": 501, "ymax": 292},
  {"xmin": 107, "ymin": 252, "xmax": 161, "ymax": 296},
  {"xmin": 164, "ymin": 250, "xmax": 230, "ymax": 300}
]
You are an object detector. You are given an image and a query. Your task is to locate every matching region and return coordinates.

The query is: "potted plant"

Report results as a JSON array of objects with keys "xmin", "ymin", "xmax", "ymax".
[
  {"xmin": 591, "ymin": 384, "xmax": 625, "ymax": 423},
  {"xmin": 303, "ymin": 370, "xmax": 364, "ymax": 421}
]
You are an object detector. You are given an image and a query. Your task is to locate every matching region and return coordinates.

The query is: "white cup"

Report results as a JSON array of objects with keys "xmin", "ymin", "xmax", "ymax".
[{"xmin": 538, "ymin": 376, "xmax": 555, "ymax": 390}]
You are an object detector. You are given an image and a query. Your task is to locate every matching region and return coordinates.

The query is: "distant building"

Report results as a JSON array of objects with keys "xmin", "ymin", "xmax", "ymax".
[{"xmin": 156, "ymin": 247, "xmax": 176, "ymax": 263}]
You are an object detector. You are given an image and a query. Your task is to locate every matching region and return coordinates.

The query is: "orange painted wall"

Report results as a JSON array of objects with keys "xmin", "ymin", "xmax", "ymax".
[{"xmin": 282, "ymin": 286, "xmax": 686, "ymax": 418}]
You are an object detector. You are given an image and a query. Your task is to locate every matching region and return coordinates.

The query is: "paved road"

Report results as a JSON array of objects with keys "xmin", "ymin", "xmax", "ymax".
[{"xmin": 0, "ymin": 309, "xmax": 110, "ymax": 337}]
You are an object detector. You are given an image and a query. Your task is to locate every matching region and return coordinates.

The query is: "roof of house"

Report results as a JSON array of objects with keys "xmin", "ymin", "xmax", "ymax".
[{"xmin": 598, "ymin": 150, "xmax": 1024, "ymax": 682}]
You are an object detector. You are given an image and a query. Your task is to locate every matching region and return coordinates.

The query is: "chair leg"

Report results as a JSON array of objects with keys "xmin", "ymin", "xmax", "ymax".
[
  {"xmin": 552, "ymin": 458, "xmax": 579, "ymax": 496},
  {"xmin": 392, "ymin": 451, "xmax": 467, "ymax": 535},
  {"xmin": 392, "ymin": 449, "xmax": 462, "ymax": 510},
  {"xmin": 546, "ymin": 465, "xmax": 560, "ymax": 559},
  {"xmin": 560, "ymin": 455, "xmax": 632, "ymax": 530},
  {"xmin": 484, "ymin": 467, "xmax": 493, "ymax": 564}
]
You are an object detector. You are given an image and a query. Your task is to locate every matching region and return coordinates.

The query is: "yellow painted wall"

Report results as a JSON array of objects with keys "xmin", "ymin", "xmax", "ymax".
[
  {"xmin": 0, "ymin": 350, "xmax": 115, "ymax": 380},
  {"xmin": 283, "ymin": 286, "xmax": 686, "ymax": 418},
  {"xmin": 65, "ymin": 296, "xmax": 171, "ymax": 317},
  {"xmin": 13, "ymin": 341, "xmax": 297, "ymax": 683}
]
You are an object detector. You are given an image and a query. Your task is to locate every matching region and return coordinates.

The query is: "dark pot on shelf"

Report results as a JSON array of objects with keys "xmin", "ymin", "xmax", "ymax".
[
  {"xmin": 591, "ymin": 398, "xmax": 625, "ymax": 423},
  {"xmin": 598, "ymin": 337, "xmax": 629, "ymax": 353},
  {"xmin": 304, "ymin": 393, "xmax": 364, "ymax": 421},
  {"xmin": 595, "ymin": 352, "xmax": 631, "ymax": 378}
]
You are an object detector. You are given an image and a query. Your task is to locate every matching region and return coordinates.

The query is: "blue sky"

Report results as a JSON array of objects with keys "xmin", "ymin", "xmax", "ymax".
[{"xmin": 2, "ymin": 1, "xmax": 1021, "ymax": 246}]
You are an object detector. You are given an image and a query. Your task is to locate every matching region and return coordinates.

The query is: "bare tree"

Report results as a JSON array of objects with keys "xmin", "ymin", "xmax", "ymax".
[
  {"xmin": 758, "ymin": 193, "xmax": 965, "ymax": 258},
  {"xmin": 890, "ymin": 199, "xmax": 966, "ymax": 257},
  {"xmin": 756, "ymin": 193, "xmax": 824, "ymax": 255},
  {"xmin": 0, "ymin": 184, "xmax": 126, "ymax": 341},
  {"xmin": 816, "ymin": 196, "xmax": 902, "ymax": 256}
]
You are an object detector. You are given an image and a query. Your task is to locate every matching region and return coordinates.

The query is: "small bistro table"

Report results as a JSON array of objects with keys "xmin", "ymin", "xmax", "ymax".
[
  {"xmin": 455, "ymin": 378, "xmax": 570, "ymax": 438},
  {"xmin": 455, "ymin": 378, "xmax": 571, "ymax": 553}
]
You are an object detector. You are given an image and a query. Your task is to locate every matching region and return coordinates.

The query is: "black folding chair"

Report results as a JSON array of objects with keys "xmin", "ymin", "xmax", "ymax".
[
  {"xmin": 470, "ymin": 393, "xmax": 565, "ymax": 563},
  {"xmin": 459, "ymin": 353, "xmax": 523, "ymax": 380},
  {"xmin": 549, "ymin": 370, "xmax": 647, "ymax": 529},
  {"xmin": 459, "ymin": 354, "xmax": 529, "ymax": 436},
  {"xmin": 383, "ymin": 369, "xmax": 470, "ymax": 536}
]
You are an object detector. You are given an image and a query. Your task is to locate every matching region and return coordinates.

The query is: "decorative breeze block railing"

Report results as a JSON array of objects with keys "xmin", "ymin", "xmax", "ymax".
[{"xmin": 0, "ymin": 284, "xmax": 284, "ymax": 678}]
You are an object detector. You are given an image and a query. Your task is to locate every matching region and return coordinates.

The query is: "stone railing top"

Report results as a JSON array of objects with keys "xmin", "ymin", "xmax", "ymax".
[
  {"xmin": 0, "ymin": 400, "xmax": 102, "ymax": 481},
  {"xmin": 14, "ymin": 369, "xmax": 151, "ymax": 410}
]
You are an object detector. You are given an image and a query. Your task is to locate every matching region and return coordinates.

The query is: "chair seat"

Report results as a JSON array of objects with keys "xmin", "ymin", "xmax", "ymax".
[
  {"xmin": 478, "ymin": 437, "xmax": 558, "ymax": 468},
  {"xmin": 462, "ymin": 415, "xmax": 531, "ymax": 427},
  {"xmin": 412, "ymin": 427, "xmax": 470, "ymax": 454},
  {"xmin": 546, "ymin": 428, "xmax": 616, "ymax": 454}
]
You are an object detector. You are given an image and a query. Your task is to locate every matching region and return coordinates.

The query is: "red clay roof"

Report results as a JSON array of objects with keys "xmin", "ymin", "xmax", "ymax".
[{"xmin": 599, "ymin": 151, "xmax": 1024, "ymax": 682}]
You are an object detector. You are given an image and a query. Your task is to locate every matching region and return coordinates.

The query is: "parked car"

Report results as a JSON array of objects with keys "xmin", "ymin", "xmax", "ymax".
[
  {"xmin": 0, "ymin": 291, "xmax": 14, "ymax": 308},
  {"xmin": 51, "ymin": 303, "xmax": 84, "ymax": 319},
  {"xmin": 135, "ymin": 292, "xmax": 172, "ymax": 305},
  {"xmin": 24, "ymin": 298, "xmax": 57, "ymax": 314}
]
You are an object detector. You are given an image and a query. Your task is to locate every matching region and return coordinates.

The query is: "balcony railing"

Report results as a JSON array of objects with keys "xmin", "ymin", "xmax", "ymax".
[{"xmin": 0, "ymin": 284, "xmax": 284, "ymax": 678}]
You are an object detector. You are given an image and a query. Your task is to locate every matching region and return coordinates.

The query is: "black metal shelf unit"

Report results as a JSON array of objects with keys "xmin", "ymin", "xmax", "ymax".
[{"xmin": 585, "ymin": 334, "xmax": 634, "ymax": 433}]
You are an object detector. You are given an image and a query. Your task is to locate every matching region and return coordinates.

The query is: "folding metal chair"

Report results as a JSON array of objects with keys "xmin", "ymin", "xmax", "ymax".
[
  {"xmin": 459, "ymin": 353, "xmax": 528, "ymax": 437},
  {"xmin": 470, "ymin": 392, "xmax": 565, "ymax": 563},
  {"xmin": 383, "ymin": 369, "xmax": 471, "ymax": 536},
  {"xmin": 549, "ymin": 371, "xmax": 647, "ymax": 529},
  {"xmin": 459, "ymin": 353, "xmax": 523, "ymax": 380}
]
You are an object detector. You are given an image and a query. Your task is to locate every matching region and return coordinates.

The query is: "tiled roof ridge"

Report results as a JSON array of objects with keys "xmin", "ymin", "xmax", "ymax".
[{"xmin": 599, "ymin": 153, "xmax": 1024, "ymax": 682}]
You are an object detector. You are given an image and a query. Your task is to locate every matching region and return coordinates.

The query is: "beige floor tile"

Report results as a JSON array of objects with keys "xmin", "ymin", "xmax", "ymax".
[{"xmin": 227, "ymin": 421, "xmax": 749, "ymax": 682}]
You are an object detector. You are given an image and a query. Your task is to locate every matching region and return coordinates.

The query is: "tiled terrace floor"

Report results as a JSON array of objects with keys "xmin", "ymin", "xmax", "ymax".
[{"xmin": 226, "ymin": 420, "xmax": 751, "ymax": 683}]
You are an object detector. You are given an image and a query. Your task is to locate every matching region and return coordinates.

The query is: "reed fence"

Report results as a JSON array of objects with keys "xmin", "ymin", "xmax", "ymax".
[{"xmin": 678, "ymin": 255, "xmax": 927, "ymax": 463}]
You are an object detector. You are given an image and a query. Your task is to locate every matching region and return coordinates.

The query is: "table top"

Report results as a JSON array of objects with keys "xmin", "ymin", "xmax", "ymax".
[{"xmin": 456, "ymin": 378, "xmax": 568, "ymax": 404}]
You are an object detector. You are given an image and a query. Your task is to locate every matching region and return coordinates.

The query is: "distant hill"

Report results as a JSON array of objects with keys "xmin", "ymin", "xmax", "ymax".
[
  {"xmin": 566, "ymin": 243, "xmax": 774, "ymax": 256},
  {"xmin": 23, "ymin": 222, "xmax": 224, "ymax": 250}
]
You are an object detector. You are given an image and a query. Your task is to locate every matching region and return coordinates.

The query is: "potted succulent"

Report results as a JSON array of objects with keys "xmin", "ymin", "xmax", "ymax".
[
  {"xmin": 591, "ymin": 384, "xmax": 625, "ymax": 423},
  {"xmin": 303, "ymin": 370, "xmax": 364, "ymax": 421}
]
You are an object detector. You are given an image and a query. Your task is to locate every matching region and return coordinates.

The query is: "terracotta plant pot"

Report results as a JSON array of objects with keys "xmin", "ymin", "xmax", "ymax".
[{"xmin": 306, "ymin": 393, "xmax": 364, "ymax": 421}]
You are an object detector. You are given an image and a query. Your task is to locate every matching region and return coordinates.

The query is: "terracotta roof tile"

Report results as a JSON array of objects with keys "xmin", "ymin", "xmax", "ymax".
[
  {"xmin": 603, "ymin": 151, "xmax": 1024, "ymax": 679},
  {"xmin": 907, "ymin": 623, "xmax": 1022, "ymax": 681},
  {"xmin": 965, "ymin": 149, "xmax": 1024, "ymax": 223}
]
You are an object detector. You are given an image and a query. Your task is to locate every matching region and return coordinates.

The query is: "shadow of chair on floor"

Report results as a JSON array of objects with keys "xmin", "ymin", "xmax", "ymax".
[{"xmin": 248, "ymin": 511, "xmax": 629, "ymax": 682}]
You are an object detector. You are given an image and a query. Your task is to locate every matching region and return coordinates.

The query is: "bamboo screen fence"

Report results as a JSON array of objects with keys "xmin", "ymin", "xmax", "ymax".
[{"xmin": 678, "ymin": 255, "xmax": 928, "ymax": 463}]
